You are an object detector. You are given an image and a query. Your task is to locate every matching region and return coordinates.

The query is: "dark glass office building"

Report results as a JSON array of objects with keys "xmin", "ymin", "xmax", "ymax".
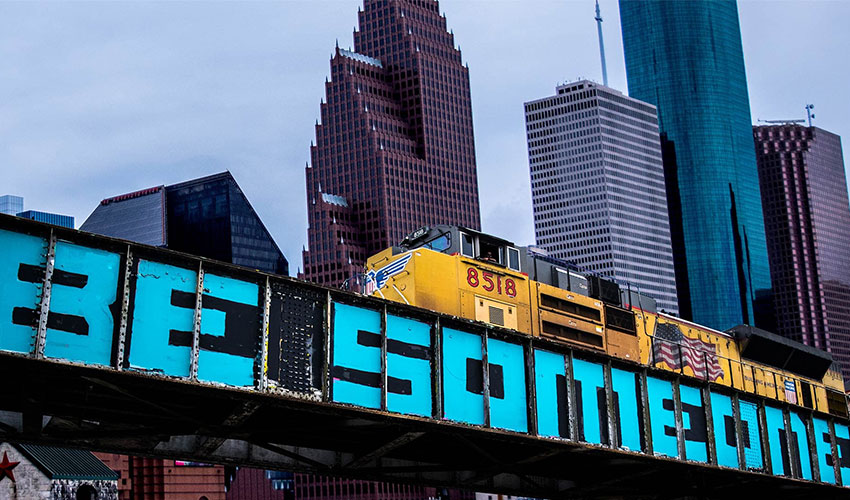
[
  {"xmin": 81, "ymin": 172, "xmax": 288, "ymax": 275},
  {"xmin": 619, "ymin": 0, "xmax": 772, "ymax": 330},
  {"xmin": 16, "ymin": 210, "xmax": 75, "ymax": 229},
  {"xmin": 755, "ymin": 125, "xmax": 850, "ymax": 379},
  {"xmin": 303, "ymin": 0, "xmax": 481, "ymax": 287}
]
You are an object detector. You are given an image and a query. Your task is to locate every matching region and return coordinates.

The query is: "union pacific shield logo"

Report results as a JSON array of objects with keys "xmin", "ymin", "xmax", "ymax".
[{"xmin": 365, "ymin": 252, "xmax": 413, "ymax": 293}]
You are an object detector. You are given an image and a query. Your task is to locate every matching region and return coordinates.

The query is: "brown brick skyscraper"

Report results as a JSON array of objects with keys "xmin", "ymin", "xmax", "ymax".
[
  {"xmin": 303, "ymin": 0, "xmax": 480, "ymax": 286},
  {"xmin": 754, "ymin": 125, "xmax": 850, "ymax": 380}
]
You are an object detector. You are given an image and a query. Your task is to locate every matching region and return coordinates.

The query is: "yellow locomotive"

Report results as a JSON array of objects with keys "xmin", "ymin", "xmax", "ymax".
[{"xmin": 365, "ymin": 225, "xmax": 848, "ymax": 419}]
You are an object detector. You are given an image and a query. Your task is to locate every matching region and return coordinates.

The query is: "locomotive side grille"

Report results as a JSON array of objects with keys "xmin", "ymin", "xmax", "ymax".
[
  {"xmin": 541, "ymin": 320, "xmax": 604, "ymax": 349},
  {"xmin": 540, "ymin": 293, "xmax": 601, "ymax": 322},
  {"xmin": 489, "ymin": 306, "xmax": 505, "ymax": 326},
  {"xmin": 605, "ymin": 305, "xmax": 636, "ymax": 336}
]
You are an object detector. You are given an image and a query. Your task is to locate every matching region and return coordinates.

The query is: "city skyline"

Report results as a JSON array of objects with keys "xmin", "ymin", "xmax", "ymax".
[{"xmin": 1, "ymin": 0, "xmax": 848, "ymax": 276}]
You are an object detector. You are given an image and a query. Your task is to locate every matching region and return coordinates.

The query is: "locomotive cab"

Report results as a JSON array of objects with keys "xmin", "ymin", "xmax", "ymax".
[
  {"xmin": 367, "ymin": 225, "xmax": 644, "ymax": 358},
  {"xmin": 399, "ymin": 225, "xmax": 523, "ymax": 272}
]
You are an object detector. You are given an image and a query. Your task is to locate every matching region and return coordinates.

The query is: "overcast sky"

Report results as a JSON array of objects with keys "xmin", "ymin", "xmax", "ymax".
[{"xmin": 2, "ymin": 0, "xmax": 848, "ymax": 275}]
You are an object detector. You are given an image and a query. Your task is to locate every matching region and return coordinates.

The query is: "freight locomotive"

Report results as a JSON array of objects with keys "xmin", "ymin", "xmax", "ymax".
[{"xmin": 365, "ymin": 225, "xmax": 848, "ymax": 419}]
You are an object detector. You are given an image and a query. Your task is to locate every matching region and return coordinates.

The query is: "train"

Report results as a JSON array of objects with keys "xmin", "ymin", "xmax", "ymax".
[{"xmin": 364, "ymin": 225, "xmax": 849, "ymax": 419}]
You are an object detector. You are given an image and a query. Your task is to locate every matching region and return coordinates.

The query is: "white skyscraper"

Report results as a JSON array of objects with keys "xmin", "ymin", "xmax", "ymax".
[{"xmin": 524, "ymin": 80, "xmax": 678, "ymax": 313}]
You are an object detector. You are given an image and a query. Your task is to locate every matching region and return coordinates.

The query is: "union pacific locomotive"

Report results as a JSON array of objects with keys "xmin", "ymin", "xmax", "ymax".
[{"xmin": 365, "ymin": 225, "xmax": 849, "ymax": 419}]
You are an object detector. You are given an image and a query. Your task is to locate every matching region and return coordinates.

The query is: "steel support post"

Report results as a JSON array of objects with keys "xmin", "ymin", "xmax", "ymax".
[
  {"xmin": 189, "ymin": 262, "xmax": 204, "ymax": 380},
  {"xmin": 258, "ymin": 276, "xmax": 271, "ymax": 391},
  {"xmin": 114, "ymin": 245, "xmax": 133, "ymax": 370},
  {"xmin": 805, "ymin": 411, "xmax": 820, "ymax": 482},
  {"xmin": 732, "ymin": 393, "xmax": 746, "ymax": 470},
  {"xmin": 758, "ymin": 399, "xmax": 772, "ymax": 474},
  {"xmin": 640, "ymin": 369, "xmax": 653, "ymax": 455},
  {"xmin": 603, "ymin": 361, "xmax": 616, "ymax": 447},
  {"xmin": 433, "ymin": 317, "xmax": 443, "ymax": 420},
  {"xmin": 33, "ymin": 229, "xmax": 56, "ymax": 359},
  {"xmin": 380, "ymin": 305, "xmax": 388, "ymax": 412},
  {"xmin": 526, "ymin": 338, "xmax": 538, "ymax": 437},
  {"xmin": 482, "ymin": 330, "xmax": 491, "ymax": 428},
  {"xmin": 322, "ymin": 291, "xmax": 333, "ymax": 403},
  {"xmin": 828, "ymin": 419, "xmax": 843, "ymax": 486},
  {"xmin": 672, "ymin": 379, "xmax": 686, "ymax": 460},
  {"xmin": 566, "ymin": 350, "xmax": 578, "ymax": 441},
  {"xmin": 783, "ymin": 408, "xmax": 797, "ymax": 478},
  {"xmin": 703, "ymin": 385, "xmax": 717, "ymax": 465}
]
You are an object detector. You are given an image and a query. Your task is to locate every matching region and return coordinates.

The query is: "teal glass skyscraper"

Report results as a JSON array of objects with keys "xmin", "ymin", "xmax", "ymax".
[{"xmin": 619, "ymin": 0, "xmax": 771, "ymax": 330}]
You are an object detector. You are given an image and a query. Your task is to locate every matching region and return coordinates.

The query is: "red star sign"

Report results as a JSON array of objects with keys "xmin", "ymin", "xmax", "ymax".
[{"xmin": 0, "ymin": 451, "xmax": 19, "ymax": 482}]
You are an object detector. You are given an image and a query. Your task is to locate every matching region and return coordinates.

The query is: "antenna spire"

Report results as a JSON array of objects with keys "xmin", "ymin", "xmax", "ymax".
[{"xmin": 595, "ymin": 0, "xmax": 609, "ymax": 87}]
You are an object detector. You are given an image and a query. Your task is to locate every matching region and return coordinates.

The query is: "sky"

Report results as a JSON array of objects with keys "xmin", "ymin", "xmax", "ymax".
[{"xmin": 1, "ymin": 0, "xmax": 848, "ymax": 275}]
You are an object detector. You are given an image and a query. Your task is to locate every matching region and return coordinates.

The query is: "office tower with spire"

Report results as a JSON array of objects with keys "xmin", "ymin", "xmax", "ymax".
[
  {"xmin": 619, "ymin": 0, "xmax": 772, "ymax": 330},
  {"xmin": 525, "ymin": 80, "xmax": 679, "ymax": 313},
  {"xmin": 594, "ymin": 0, "xmax": 608, "ymax": 86},
  {"xmin": 754, "ymin": 124, "xmax": 850, "ymax": 379},
  {"xmin": 303, "ymin": 0, "xmax": 481, "ymax": 286}
]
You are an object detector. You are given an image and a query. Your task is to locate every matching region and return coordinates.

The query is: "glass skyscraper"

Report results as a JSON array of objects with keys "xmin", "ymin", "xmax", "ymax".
[
  {"xmin": 619, "ymin": 0, "xmax": 772, "ymax": 330},
  {"xmin": 0, "ymin": 195, "xmax": 23, "ymax": 216},
  {"xmin": 81, "ymin": 172, "xmax": 288, "ymax": 276},
  {"xmin": 1, "ymin": 195, "xmax": 74, "ymax": 228},
  {"xmin": 16, "ymin": 210, "xmax": 74, "ymax": 229}
]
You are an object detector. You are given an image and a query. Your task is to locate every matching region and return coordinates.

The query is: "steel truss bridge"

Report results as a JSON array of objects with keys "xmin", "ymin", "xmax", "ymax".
[{"xmin": 0, "ymin": 215, "xmax": 848, "ymax": 499}]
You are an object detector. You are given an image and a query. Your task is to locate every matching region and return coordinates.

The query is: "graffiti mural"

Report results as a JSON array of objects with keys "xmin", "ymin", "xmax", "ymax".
[{"xmin": 1, "ymin": 220, "xmax": 850, "ymax": 489}]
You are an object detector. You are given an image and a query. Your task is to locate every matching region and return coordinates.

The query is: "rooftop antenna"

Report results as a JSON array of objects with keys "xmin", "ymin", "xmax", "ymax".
[
  {"xmin": 805, "ymin": 104, "xmax": 815, "ymax": 127},
  {"xmin": 758, "ymin": 118, "xmax": 805, "ymax": 125},
  {"xmin": 595, "ymin": 0, "xmax": 608, "ymax": 87}
]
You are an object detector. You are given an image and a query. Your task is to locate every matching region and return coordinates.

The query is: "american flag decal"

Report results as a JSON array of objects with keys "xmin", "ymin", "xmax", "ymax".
[
  {"xmin": 784, "ymin": 380, "xmax": 798, "ymax": 404},
  {"xmin": 652, "ymin": 322, "xmax": 724, "ymax": 381}
]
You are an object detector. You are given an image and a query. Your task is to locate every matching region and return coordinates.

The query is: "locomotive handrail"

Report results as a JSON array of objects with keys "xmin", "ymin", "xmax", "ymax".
[{"xmin": 647, "ymin": 331, "xmax": 848, "ymax": 415}]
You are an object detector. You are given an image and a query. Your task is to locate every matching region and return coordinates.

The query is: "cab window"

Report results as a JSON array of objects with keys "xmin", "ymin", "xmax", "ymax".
[
  {"xmin": 460, "ymin": 232, "xmax": 474, "ymax": 257},
  {"xmin": 478, "ymin": 239, "xmax": 503, "ymax": 265},
  {"xmin": 424, "ymin": 233, "xmax": 451, "ymax": 252},
  {"xmin": 508, "ymin": 247, "xmax": 520, "ymax": 271}
]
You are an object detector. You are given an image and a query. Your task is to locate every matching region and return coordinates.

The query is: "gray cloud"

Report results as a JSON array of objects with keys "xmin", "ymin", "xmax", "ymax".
[{"xmin": 1, "ymin": 0, "xmax": 847, "ymax": 275}]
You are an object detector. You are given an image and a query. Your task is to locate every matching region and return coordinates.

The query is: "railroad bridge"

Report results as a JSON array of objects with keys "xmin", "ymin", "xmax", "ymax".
[{"xmin": 0, "ymin": 215, "xmax": 848, "ymax": 499}]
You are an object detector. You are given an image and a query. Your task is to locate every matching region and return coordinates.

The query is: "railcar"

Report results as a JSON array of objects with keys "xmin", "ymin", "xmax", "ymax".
[{"xmin": 365, "ymin": 225, "xmax": 848, "ymax": 419}]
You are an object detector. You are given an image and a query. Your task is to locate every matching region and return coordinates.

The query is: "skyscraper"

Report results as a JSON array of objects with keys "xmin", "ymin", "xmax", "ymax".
[
  {"xmin": 302, "ymin": 0, "xmax": 480, "ymax": 286},
  {"xmin": 525, "ymin": 80, "xmax": 678, "ymax": 313},
  {"xmin": 16, "ymin": 210, "xmax": 74, "ymax": 229},
  {"xmin": 81, "ymin": 172, "xmax": 288, "ymax": 275},
  {"xmin": 619, "ymin": 0, "xmax": 772, "ymax": 330},
  {"xmin": 0, "ymin": 195, "xmax": 74, "ymax": 228},
  {"xmin": 754, "ymin": 125, "xmax": 850, "ymax": 379},
  {"xmin": 0, "ymin": 195, "xmax": 23, "ymax": 216}
]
